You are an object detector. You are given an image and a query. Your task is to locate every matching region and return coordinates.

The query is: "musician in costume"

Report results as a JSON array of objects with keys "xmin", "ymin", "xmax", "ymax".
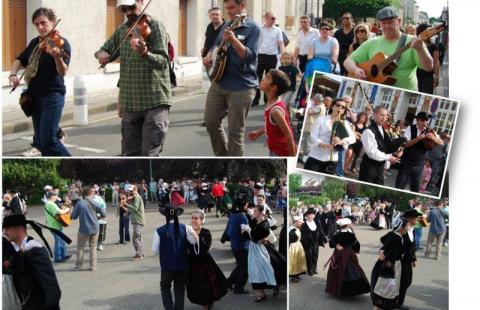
[
  {"xmin": 151, "ymin": 205, "xmax": 189, "ymax": 310},
  {"xmin": 304, "ymin": 98, "xmax": 356, "ymax": 174},
  {"xmin": 344, "ymin": 6, "xmax": 433, "ymax": 91},
  {"xmin": 8, "ymin": 7, "xmax": 71, "ymax": 156},
  {"xmin": 359, "ymin": 106, "xmax": 406, "ymax": 185},
  {"xmin": 202, "ymin": 0, "xmax": 260, "ymax": 156},
  {"xmin": 394, "ymin": 112, "xmax": 443, "ymax": 193},
  {"xmin": 3, "ymin": 214, "xmax": 70, "ymax": 310},
  {"xmin": 95, "ymin": 0, "xmax": 171, "ymax": 156},
  {"xmin": 44, "ymin": 191, "xmax": 71, "ymax": 263}
]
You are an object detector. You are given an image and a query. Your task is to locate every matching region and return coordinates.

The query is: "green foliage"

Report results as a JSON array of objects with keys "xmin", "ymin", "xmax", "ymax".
[
  {"xmin": 289, "ymin": 173, "xmax": 303, "ymax": 194},
  {"xmin": 321, "ymin": 178, "xmax": 346, "ymax": 200},
  {"xmin": 289, "ymin": 197, "xmax": 299, "ymax": 207},
  {"xmin": 2, "ymin": 159, "xmax": 68, "ymax": 204},
  {"xmin": 357, "ymin": 182, "xmax": 417, "ymax": 211},
  {"xmin": 323, "ymin": 0, "xmax": 392, "ymax": 19}
]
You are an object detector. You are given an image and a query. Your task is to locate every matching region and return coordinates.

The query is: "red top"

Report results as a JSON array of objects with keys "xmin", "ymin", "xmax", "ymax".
[
  {"xmin": 211, "ymin": 183, "xmax": 224, "ymax": 198},
  {"xmin": 265, "ymin": 100, "xmax": 294, "ymax": 156}
]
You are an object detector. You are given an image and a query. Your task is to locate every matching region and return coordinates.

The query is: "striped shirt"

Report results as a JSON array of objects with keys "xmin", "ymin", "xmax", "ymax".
[{"xmin": 97, "ymin": 17, "xmax": 171, "ymax": 112}]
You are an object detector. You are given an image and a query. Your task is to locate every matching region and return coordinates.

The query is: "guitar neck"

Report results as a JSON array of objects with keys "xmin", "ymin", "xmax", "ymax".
[{"xmin": 380, "ymin": 40, "xmax": 412, "ymax": 69}]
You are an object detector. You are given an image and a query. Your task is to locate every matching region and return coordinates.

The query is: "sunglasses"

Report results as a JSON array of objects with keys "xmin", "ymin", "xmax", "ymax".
[
  {"xmin": 335, "ymin": 103, "xmax": 347, "ymax": 109},
  {"xmin": 269, "ymin": 17, "xmax": 277, "ymax": 20},
  {"xmin": 320, "ymin": 27, "xmax": 331, "ymax": 31},
  {"xmin": 120, "ymin": 4, "xmax": 136, "ymax": 13},
  {"xmin": 356, "ymin": 29, "xmax": 366, "ymax": 33}
]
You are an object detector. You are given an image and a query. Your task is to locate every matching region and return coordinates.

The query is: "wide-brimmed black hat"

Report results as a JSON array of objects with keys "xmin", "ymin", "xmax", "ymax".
[
  {"xmin": 403, "ymin": 209, "xmax": 423, "ymax": 218},
  {"xmin": 304, "ymin": 208, "xmax": 316, "ymax": 216},
  {"xmin": 159, "ymin": 204, "xmax": 184, "ymax": 217},
  {"xmin": 415, "ymin": 112, "xmax": 432, "ymax": 120},
  {"xmin": 3, "ymin": 214, "xmax": 27, "ymax": 228}
]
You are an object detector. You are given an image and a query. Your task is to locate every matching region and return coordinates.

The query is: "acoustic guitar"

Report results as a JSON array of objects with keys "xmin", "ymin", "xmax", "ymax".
[
  {"xmin": 348, "ymin": 22, "xmax": 446, "ymax": 85},
  {"xmin": 207, "ymin": 14, "xmax": 247, "ymax": 82}
]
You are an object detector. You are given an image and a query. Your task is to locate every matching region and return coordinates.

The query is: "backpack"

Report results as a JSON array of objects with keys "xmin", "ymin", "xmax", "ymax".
[
  {"xmin": 166, "ymin": 33, "xmax": 177, "ymax": 88},
  {"xmin": 282, "ymin": 31, "xmax": 290, "ymax": 47}
]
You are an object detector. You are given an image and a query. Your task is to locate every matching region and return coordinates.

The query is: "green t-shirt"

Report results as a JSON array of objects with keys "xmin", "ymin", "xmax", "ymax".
[
  {"xmin": 45, "ymin": 201, "xmax": 62, "ymax": 230},
  {"xmin": 126, "ymin": 194, "xmax": 145, "ymax": 226},
  {"xmin": 350, "ymin": 35, "xmax": 421, "ymax": 91}
]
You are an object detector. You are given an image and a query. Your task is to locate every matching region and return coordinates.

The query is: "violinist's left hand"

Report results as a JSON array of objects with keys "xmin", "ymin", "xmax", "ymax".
[
  {"xmin": 49, "ymin": 47, "xmax": 63, "ymax": 60},
  {"xmin": 130, "ymin": 38, "xmax": 148, "ymax": 57}
]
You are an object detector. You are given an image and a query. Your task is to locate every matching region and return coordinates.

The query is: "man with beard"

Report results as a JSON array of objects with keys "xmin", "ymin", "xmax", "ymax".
[{"xmin": 95, "ymin": 0, "xmax": 171, "ymax": 156}]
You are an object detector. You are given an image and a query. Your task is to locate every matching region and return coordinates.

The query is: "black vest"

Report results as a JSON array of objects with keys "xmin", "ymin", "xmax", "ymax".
[
  {"xmin": 362, "ymin": 124, "xmax": 392, "ymax": 167},
  {"xmin": 404, "ymin": 126, "xmax": 429, "ymax": 164}
]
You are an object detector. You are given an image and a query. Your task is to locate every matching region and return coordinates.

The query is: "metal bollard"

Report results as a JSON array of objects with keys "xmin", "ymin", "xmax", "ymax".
[{"xmin": 73, "ymin": 75, "xmax": 88, "ymax": 126}]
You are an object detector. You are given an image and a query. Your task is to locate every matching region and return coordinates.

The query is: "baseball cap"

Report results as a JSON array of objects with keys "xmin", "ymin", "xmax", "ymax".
[
  {"xmin": 377, "ymin": 6, "xmax": 399, "ymax": 20},
  {"xmin": 117, "ymin": 0, "xmax": 136, "ymax": 7}
]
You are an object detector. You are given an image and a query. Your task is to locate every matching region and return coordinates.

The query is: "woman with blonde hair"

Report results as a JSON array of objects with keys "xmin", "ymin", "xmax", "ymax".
[{"xmin": 349, "ymin": 23, "xmax": 371, "ymax": 54}]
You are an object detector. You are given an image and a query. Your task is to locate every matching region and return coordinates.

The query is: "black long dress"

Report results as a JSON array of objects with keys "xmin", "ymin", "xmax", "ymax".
[
  {"xmin": 300, "ymin": 220, "xmax": 327, "ymax": 275},
  {"xmin": 399, "ymin": 229, "xmax": 416, "ymax": 306},
  {"xmin": 371, "ymin": 231, "xmax": 404, "ymax": 309},
  {"xmin": 250, "ymin": 220, "xmax": 287, "ymax": 289},
  {"xmin": 325, "ymin": 231, "xmax": 370, "ymax": 297},
  {"xmin": 186, "ymin": 228, "xmax": 228, "ymax": 305}
]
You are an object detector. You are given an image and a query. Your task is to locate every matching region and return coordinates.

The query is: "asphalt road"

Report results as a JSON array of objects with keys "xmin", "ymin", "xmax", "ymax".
[
  {"xmin": 23, "ymin": 203, "xmax": 287, "ymax": 310},
  {"xmin": 289, "ymin": 224, "xmax": 449, "ymax": 310},
  {"xmin": 2, "ymin": 92, "xmax": 300, "ymax": 157}
]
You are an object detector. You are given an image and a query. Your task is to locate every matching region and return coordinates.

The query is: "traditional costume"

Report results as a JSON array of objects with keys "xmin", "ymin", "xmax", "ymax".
[
  {"xmin": 288, "ymin": 218, "xmax": 307, "ymax": 279},
  {"xmin": 300, "ymin": 208, "xmax": 327, "ymax": 275},
  {"xmin": 325, "ymin": 218, "xmax": 370, "ymax": 297}
]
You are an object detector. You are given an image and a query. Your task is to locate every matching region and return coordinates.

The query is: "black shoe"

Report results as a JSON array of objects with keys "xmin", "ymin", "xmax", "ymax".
[
  {"xmin": 308, "ymin": 272, "xmax": 314, "ymax": 276},
  {"xmin": 273, "ymin": 287, "xmax": 280, "ymax": 297},
  {"xmin": 116, "ymin": 241, "xmax": 125, "ymax": 244},
  {"xmin": 254, "ymin": 295, "xmax": 267, "ymax": 303},
  {"xmin": 63, "ymin": 255, "xmax": 72, "ymax": 261},
  {"xmin": 313, "ymin": 271, "xmax": 318, "ymax": 274},
  {"xmin": 233, "ymin": 289, "xmax": 249, "ymax": 295}
]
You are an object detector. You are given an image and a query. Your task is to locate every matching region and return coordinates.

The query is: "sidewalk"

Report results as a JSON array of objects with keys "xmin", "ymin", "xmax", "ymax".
[{"xmin": 2, "ymin": 77, "xmax": 203, "ymax": 135}]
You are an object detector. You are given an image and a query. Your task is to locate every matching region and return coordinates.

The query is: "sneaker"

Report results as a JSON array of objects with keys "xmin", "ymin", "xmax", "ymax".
[
  {"xmin": 89, "ymin": 267, "xmax": 97, "ymax": 271},
  {"xmin": 71, "ymin": 266, "xmax": 81, "ymax": 271},
  {"xmin": 22, "ymin": 147, "xmax": 41, "ymax": 157},
  {"xmin": 133, "ymin": 255, "xmax": 143, "ymax": 261},
  {"xmin": 97, "ymin": 245, "xmax": 104, "ymax": 251}
]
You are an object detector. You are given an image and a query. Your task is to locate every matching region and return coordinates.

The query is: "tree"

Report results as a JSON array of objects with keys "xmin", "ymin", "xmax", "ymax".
[
  {"xmin": 289, "ymin": 173, "xmax": 303, "ymax": 194},
  {"xmin": 323, "ymin": 0, "xmax": 391, "ymax": 20},
  {"xmin": 321, "ymin": 178, "xmax": 346, "ymax": 200}
]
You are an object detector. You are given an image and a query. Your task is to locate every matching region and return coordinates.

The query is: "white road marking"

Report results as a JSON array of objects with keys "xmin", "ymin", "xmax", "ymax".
[{"xmin": 75, "ymin": 147, "xmax": 106, "ymax": 153}]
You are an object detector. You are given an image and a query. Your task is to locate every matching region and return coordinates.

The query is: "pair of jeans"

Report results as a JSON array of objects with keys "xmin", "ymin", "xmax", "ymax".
[
  {"xmin": 414, "ymin": 226, "xmax": 423, "ymax": 249},
  {"xmin": 119, "ymin": 214, "xmax": 130, "ymax": 243},
  {"xmin": 160, "ymin": 270, "xmax": 187, "ymax": 310},
  {"xmin": 31, "ymin": 92, "xmax": 71, "ymax": 156},
  {"xmin": 52, "ymin": 230, "xmax": 68, "ymax": 262},
  {"xmin": 228, "ymin": 248, "xmax": 248, "ymax": 292}
]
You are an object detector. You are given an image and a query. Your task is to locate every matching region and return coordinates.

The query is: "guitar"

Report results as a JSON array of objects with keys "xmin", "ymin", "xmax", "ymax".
[
  {"xmin": 207, "ymin": 14, "xmax": 247, "ymax": 82},
  {"xmin": 348, "ymin": 22, "xmax": 446, "ymax": 85}
]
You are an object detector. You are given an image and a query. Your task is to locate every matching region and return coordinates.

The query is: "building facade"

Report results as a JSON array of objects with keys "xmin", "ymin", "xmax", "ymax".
[
  {"xmin": 2, "ymin": 0, "xmax": 306, "ymax": 109},
  {"xmin": 338, "ymin": 79, "xmax": 457, "ymax": 135}
]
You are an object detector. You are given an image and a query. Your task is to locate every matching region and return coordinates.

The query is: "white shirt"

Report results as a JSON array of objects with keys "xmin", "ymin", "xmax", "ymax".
[
  {"xmin": 258, "ymin": 25, "xmax": 283, "ymax": 55},
  {"xmin": 306, "ymin": 220, "xmax": 317, "ymax": 231},
  {"xmin": 296, "ymin": 27, "xmax": 320, "ymax": 55},
  {"xmin": 361, "ymin": 124, "xmax": 391, "ymax": 162},
  {"xmin": 308, "ymin": 115, "xmax": 356, "ymax": 162}
]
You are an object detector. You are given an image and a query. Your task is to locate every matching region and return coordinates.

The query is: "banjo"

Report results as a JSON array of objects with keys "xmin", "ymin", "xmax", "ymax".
[{"xmin": 207, "ymin": 14, "xmax": 247, "ymax": 82}]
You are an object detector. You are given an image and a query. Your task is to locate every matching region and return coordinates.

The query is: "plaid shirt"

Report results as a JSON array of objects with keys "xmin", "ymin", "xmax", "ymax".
[{"xmin": 97, "ymin": 17, "xmax": 171, "ymax": 112}]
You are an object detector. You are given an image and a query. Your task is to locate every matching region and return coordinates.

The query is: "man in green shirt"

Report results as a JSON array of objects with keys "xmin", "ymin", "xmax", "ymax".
[
  {"xmin": 45, "ymin": 191, "xmax": 71, "ymax": 262},
  {"xmin": 95, "ymin": 0, "xmax": 171, "ymax": 156},
  {"xmin": 124, "ymin": 185, "xmax": 145, "ymax": 260},
  {"xmin": 344, "ymin": 6, "xmax": 433, "ymax": 91}
]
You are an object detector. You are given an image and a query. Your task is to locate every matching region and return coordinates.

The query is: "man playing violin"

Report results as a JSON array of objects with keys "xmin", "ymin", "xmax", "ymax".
[
  {"xmin": 95, "ymin": 0, "xmax": 171, "ymax": 156},
  {"xmin": 344, "ymin": 6, "xmax": 433, "ymax": 91},
  {"xmin": 9, "ymin": 7, "xmax": 71, "ymax": 157},
  {"xmin": 395, "ymin": 112, "xmax": 443, "ymax": 193},
  {"xmin": 202, "ymin": 0, "xmax": 260, "ymax": 156}
]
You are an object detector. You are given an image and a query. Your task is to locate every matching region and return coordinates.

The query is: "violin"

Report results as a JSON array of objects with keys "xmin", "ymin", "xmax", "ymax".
[
  {"xmin": 40, "ymin": 29, "xmax": 69, "ymax": 59},
  {"xmin": 128, "ymin": 15, "xmax": 151, "ymax": 53}
]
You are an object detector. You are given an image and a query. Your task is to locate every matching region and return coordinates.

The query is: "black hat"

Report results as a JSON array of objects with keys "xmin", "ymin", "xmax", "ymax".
[
  {"xmin": 377, "ymin": 6, "xmax": 399, "ymax": 20},
  {"xmin": 403, "ymin": 209, "xmax": 423, "ymax": 218},
  {"xmin": 415, "ymin": 112, "xmax": 431, "ymax": 120},
  {"xmin": 159, "ymin": 204, "xmax": 184, "ymax": 217},
  {"xmin": 3, "ymin": 214, "xmax": 27, "ymax": 228},
  {"xmin": 305, "ymin": 208, "xmax": 316, "ymax": 216}
]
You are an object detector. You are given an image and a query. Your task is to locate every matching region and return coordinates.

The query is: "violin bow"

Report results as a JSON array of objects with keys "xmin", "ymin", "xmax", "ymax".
[
  {"xmin": 99, "ymin": 0, "xmax": 153, "ymax": 69},
  {"xmin": 10, "ymin": 19, "xmax": 62, "ymax": 94}
]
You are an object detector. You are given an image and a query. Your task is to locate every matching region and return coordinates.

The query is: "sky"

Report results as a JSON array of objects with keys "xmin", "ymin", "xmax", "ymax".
[{"xmin": 415, "ymin": 0, "xmax": 448, "ymax": 18}]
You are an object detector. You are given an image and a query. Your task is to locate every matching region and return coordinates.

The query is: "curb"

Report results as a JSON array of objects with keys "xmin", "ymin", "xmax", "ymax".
[{"xmin": 3, "ymin": 81, "xmax": 200, "ymax": 135}]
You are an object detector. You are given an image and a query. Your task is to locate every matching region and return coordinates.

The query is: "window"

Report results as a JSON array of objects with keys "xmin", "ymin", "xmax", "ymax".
[
  {"xmin": 408, "ymin": 93, "xmax": 420, "ymax": 106},
  {"xmin": 380, "ymin": 89, "xmax": 393, "ymax": 110}
]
